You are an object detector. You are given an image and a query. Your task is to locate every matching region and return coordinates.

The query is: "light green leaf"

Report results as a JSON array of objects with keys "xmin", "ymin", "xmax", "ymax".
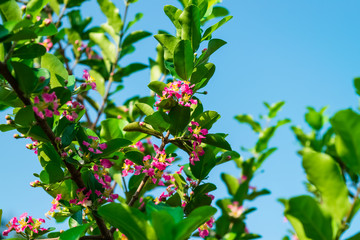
[
  {"xmin": 122, "ymin": 30, "xmax": 151, "ymax": 49},
  {"xmin": 264, "ymin": 101, "xmax": 285, "ymax": 119},
  {"xmin": 148, "ymin": 81, "xmax": 167, "ymax": 96},
  {"xmin": 41, "ymin": 53, "xmax": 68, "ymax": 88},
  {"xmin": 302, "ymin": 148, "xmax": 350, "ymax": 223},
  {"xmin": 154, "ymin": 34, "xmax": 180, "ymax": 61},
  {"xmin": 304, "ymin": 106, "xmax": 325, "ymax": 130},
  {"xmin": 196, "ymin": 38, "xmax": 226, "ymax": 66},
  {"xmin": 123, "ymin": 122, "xmax": 162, "ymax": 138},
  {"xmin": 89, "ymin": 32, "xmax": 117, "ymax": 63},
  {"xmin": 235, "ymin": 114, "xmax": 261, "ymax": 132},
  {"xmin": 100, "ymin": 118, "xmax": 128, "ymax": 141},
  {"xmin": 174, "ymin": 39, "xmax": 194, "ymax": 80},
  {"xmin": 15, "ymin": 105, "xmax": 35, "ymax": 127},
  {"xmin": 179, "ymin": 4, "xmax": 201, "ymax": 51},
  {"xmin": 331, "ymin": 109, "xmax": 360, "ymax": 173},
  {"xmin": 125, "ymin": 13, "xmax": 143, "ymax": 32},
  {"xmin": 97, "ymin": 0, "xmax": 123, "ymax": 33},
  {"xmin": 0, "ymin": 0, "xmax": 21, "ymax": 21},
  {"xmin": 89, "ymin": 69, "xmax": 105, "ymax": 96},
  {"xmin": 284, "ymin": 196, "xmax": 332, "ymax": 240},
  {"xmin": 164, "ymin": 5, "xmax": 182, "ymax": 36},
  {"xmin": 202, "ymin": 16, "xmax": 233, "ymax": 41},
  {"xmin": 136, "ymin": 103, "xmax": 154, "ymax": 116},
  {"xmin": 191, "ymin": 62, "xmax": 215, "ymax": 90}
]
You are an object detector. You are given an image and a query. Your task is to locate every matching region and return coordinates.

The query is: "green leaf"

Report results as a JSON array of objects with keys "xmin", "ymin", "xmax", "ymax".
[
  {"xmin": 145, "ymin": 111, "xmax": 170, "ymax": 132},
  {"xmin": 196, "ymin": 39, "xmax": 227, "ymax": 66},
  {"xmin": 89, "ymin": 69, "xmax": 105, "ymax": 96},
  {"xmin": 96, "ymin": 138, "xmax": 132, "ymax": 158},
  {"xmin": 146, "ymin": 202, "xmax": 184, "ymax": 224},
  {"xmin": 305, "ymin": 106, "xmax": 325, "ymax": 130},
  {"xmin": 221, "ymin": 173, "xmax": 239, "ymax": 196},
  {"xmin": 354, "ymin": 78, "xmax": 360, "ymax": 96},
  {"xmin": 0, "ymin": 0, "xmax": 21, "ymax": 21},
  {"xmin": 122, "ymin": 30, "xmax": 151, "ymax": 49},
  {"xmin": 193, "ymin": 110, "xmax": 220, "ymax": 130},
  {"xmin": 330, "ymin": 109, "xmax": 360, "ymax": 173},
  {"xmin": 125, "ymin": 150, "xmax": 144, "ymax": 166},
  {"xmin": 0, "ymin": 124, "xmax": 15, "ymax": 132},
  {"xmin": 235, "ymin": 114, "xmax": 261, "ymax": 132},
  {"xmin": 284, "ymin": 196, "xmax": 332, "ymax": 240},
  {"xmin": 0, "ymin": 86, "xmax": 22, "ymax": 107},
  {"xmin": 154, "ymin": 34, "xmax": 180, "ymax": 61},
  {"xmin": 174, "ymin": 40, "xmax": 194, "ymax": 80},
  {"xmin": 12, "ymin": 44, "xmax": 46, "ymax": 59},
  {"xmin": 15, "ymin": 105, "xmax": 35, "ymax": 127},
  {"xmin": 40, "ymin": 162, "xmax": 64, "ymax": 184},
  {"xmin": 136, "ymin": 103, "xmax": 155, "ymax": 116},
  {"xmin": 100, "ymin": 118, "xmax": 127, "ymax": 141},
  {"xmin": 98, "ymin": 203, "xmax": 156, "ymax": 240},
  {"xmin": 148, "ymin": 81, "xmax": 167, "ymax": 96},
  {"xmin": 264, "ymin": 101, "xmax": 285, "ymax": 119},
  {"xmin": 125, "ymin": 13, "xmax": 143, "ymax": 32},
  {"xmin": 202, "ymin": 16, "xmax": 233, "ymax": 41},
  {"xmin": 179, "ymin": 5, "xmax": 201, "ymax": 51},
  {"xmin": 169, "ymin": 104, "xmax": 191, "ymax": 136},
  {"xmin": 26, "ymin": 0, "xmax": 50, "ymax": 17},
  {"xmin": 347, "ymin": 232, "xmax": 360, "ymax": 240},
  {"xmin": 89, "ymin": 32, "xmax": 116, "ymax": 63},
  {"xmin": 41, "ymin": 53, "xmax": 68, "ymax": 88},
  {"xmin": 164, "ymin": 5, "xmax": 182, "ymax": 35},
  {"xmin": 202, "ymin": 133, "xmax": 232, "ymax": 151},
  {"xmin": 302, "ymin": 148, "xmax": 350, "ymax": 223},
  {"xmin": 255, "ymin": 119, "xmax": 290, "ymax": 152},
  {"xmin": 59, "ymin": 222, "xmax": 92, "ymax": 240},
  {"xmin": 114, "ymin": 63, "xmax": 147, "ymax": 79},
  {"xmin": 11, "ymin": 61, "xmax": 37, "ymax": 94},
  {"xmin": 191, "ymin": 62, "xmax": 215, "ymax": 90},
  {"xmin": 35, "ymin": 23, "xmax": 58, "ymax": 36},
  {"xmin": 174, "ymin": 206, "xmax": 217, "ymax": 240},
  {"xmin": 96, "ymin": 0, "xmax": 122, "ymax": 32},
  {"xmin": 123, "ymin": 122, "xmax": 162, "ymax": 138},
  {"xmin": 190, "ymin": 147, "xmax": 216, "ymax": 180}
]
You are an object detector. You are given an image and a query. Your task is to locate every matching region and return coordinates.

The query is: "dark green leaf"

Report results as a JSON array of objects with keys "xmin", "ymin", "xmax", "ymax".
[
  {"xmin": 122, "ymin": 30, "xmax": 151, "ymax": 49},
  {"xmin": 96, "ymin": 138, "xmax": 132, "ymax": 158},
  {"xmin": 193, "ymin": 110, "xmax": 220, "ymax": 130},
  {"xmin": 179, "ymin": 5, "xmax": 201, "ymax": 51},
  {"xmin": 35, "ymin": 23, "xmax": 58, "ymax": 36},
  {"xmin": 145, "ymin": 111, "xmax": 170, "ymax": 132},
  {"xmin": 11, "ymin": 61, "xmax": 37, "ymax": 94},
  {"xmin": 202, "ymin": 133, "xmax": 231, "ymax": 151},
  {"xmin": 12, "ymin": 44, "xmax": 46, "ymax": 59},
  {"xmin": 169, "ymin": 104, "xmax": 191, "ymax": 136},
  {"xmin": 114, "ymin": 63, "xmax": 147, "ymax": 79},
  {"xmin": 125, "ymin": 150, "xmax": 144, "ymax": 166},
  {"xmin": 190, "ymin": 62, "xmax": 215, "ymax": 89},
  {"xmin": 136, "ymin": 103, "xmax": 155, "ymax": 116},
  {"xmin": 190, "ymin": 147, "xmax": 216, "ymax": 180},
  {"xmin": 196, "ymin": 39, "xmax": 227, "ymax": 66},
  {"xmin": 148, "ymin": 81, "xmax": 167, "ymax": 96},
  {"xmin": 174, "ymin": 39, "xmax": 193, "ymax": 80},
  {"xmin": 59, "ymin": 222, "xmax": 92, "ymax": 240},
  {"xmin": 202, "ymin": 16, "xmax": 233, "ymax": 41},
  {"xmin": 15, "ymin": 105, "xmax": 35, "ymax": 127}
]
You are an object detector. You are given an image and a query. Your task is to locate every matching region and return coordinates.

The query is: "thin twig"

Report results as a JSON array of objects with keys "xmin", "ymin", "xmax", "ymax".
[{"xmin": 91, "ymin": 2, "xmax": 130, "ymax": 130}]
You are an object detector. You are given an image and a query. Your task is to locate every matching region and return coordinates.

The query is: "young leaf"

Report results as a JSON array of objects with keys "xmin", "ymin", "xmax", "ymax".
[
  {"xmin": 174, "ymin": 40, "xmax": 194, "ymax": 80},
  {"xmin": 179, "ymin": 5, "xmax": 201, "ymax": 51},
  {"xmin": 89, "ymin": 32, "xmax": 117, "ymax": 63},
  {"xmin": 26, "ymin": 0, "xmax": 50, "ymax": 18},
  {"xmin": 202, "ymin": 16, "xmax": 233, "ymax": 41},
  {"xmin": 0, "ymin": 0, "xmax": 21, "ymax": 21},
  {"xmin": 235, "ymin": 114, "xmax": 261, "ymax": 133},
  {"xmin": 122, "ymin": 30, "xmax": 151, "ymax": 49},
  {"xmin": 96, "ymin": 0, "xmax": 123, "ymax": 32}
]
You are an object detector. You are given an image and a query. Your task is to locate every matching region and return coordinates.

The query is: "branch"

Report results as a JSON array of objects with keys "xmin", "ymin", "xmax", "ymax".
[
  {"xmin": 335, "ymin": 183, "xmax": 360, "ymax": 239},
  {"xmin": 91, "ymin": 3, "xmax": 130, "ymax": 130},
  {"xmin": 0, "ymin": 62, "xmax": 112, "ymax": 240}
]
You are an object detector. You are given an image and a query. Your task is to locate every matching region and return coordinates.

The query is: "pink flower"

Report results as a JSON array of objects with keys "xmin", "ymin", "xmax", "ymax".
[{"xmin": 100, "ymin": 159, "xmax": 113, "ymax": 168}]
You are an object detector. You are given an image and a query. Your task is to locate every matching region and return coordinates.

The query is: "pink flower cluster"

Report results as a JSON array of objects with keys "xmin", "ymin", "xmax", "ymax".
[
  {"xmin": 93, "ymin": 160, "xmax": 119, "ymax": 203},
  {"xmin": 122, "ymin": 145, "xmax": 175, "ymax": 186},
  {"xmin": 188, "ymin": 121, "xmax": 208, "ymax": 165},
  {"xmin": 30, "ymin": 180, "xmax": 41, "ymax": 187},
  {"xmin": 155, "ymin": 80, "xmax": 197, "ymax": 107},
  {"xmin": 40, "ymin": 37, "xmax": 53, "ymax": 52},
  {"xmin": 26, "ymin": 137, "xmax": 39, "ymax": 154},
  {"xmin": 82, "ymin": 70, "xmax": 96, "ymax": 90},
  {"xmin": 69, "ymin": 188, "xmax": 93, "ymax": 207},
  {"xmin": 198, "ymin": 217, "xmax": 215, "ymax": 238},
  {"xmin": 227, "ymin": 201, "xmax": 244, "ymax": 218},
  {"xmin": 154, "ymin": 182, "xmax": 177, "ymax": 205},
  {"xmin": 2, "ymin": 213, "xmax": 47, "ymax": 237},
  {"xmin": 45, "ymin": 194, "xmax": 62, "ymax": 219},
  {"xmin": 33, "ymin": 92, "xmax": 60, "ymax": 119},
  {"xmin": 83, "ymin": 136, "xmax": 107, "ymax": 154},
  {"xmin": 63, "ymin": 99, "xmax": 84, "ymax": 121}
]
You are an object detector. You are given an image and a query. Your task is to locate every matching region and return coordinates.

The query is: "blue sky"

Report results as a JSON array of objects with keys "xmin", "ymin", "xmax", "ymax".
[{"xmin": 1, "ymin": 0, "xmax": 360, "ymax": 238}]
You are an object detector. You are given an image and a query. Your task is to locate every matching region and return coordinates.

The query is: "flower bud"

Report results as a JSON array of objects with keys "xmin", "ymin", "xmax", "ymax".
[
  {"xmin": 227, "ymin": 155, "xmax": 232, "ymax": 160},
  {"xmin": 26, "ymin": 143, "xmax": 33, "ymax": 149},
  {"xmin": 39, "ymin": 76, "xmax": 46, "ymax": 83},
  {"xmin": 61, "ymin": 152, "xmax": 67, "ymax": 158},
  {"xmin": 21, "ymin": 5, "xmax": 26, "ymax": 11},
  {"xmin": 80, "ymin": 83, "xmax": 87, "ymax": 90},
  {"xmin": 5, "ymin": 115, "xmax": 11, "ymax": 120},
  {"xmin": 6, "ymin": 119, "xmax": 14, "ymax": 125},
  {"xmin": 202, "ymin": 48, "xmax": 208, "ymax": 53},
  {"xmin": 44, "ymin": 18, "xmax": 51, "ymax": 26},
  {"xmin": 75, "ymin": 40, "xmax": 79, "ymax": 45},
  {"xmin": 43, "ymin": 86, "xmax": 50, "ymax": 92},
  {"xmin": 26, "ymin": 14, "xmax": 31, "ymax": 19},
  {"xmin": 13, "ymin": 134, "xmax": 20, "ymax": 139},
  {"xmin": 113, "ymin": 155, "xmax": 119, "ymax": 160},
  {"xmin": 64, "ymin": 80, "xmax": 68, "ymax": 85},
  {"xmin": 55, "ymin": 137, "xmax": 61, "ymax": 143}
]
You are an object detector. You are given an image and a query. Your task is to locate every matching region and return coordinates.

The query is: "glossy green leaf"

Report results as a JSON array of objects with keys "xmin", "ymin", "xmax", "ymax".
[
  {"xmin": 125, "ymin": 150, "xmax": 144, "ymax": 166},
  {"xmin": 12, "ymin": 44, "xmax": 46, "ymax": 59},
  {"xmin": 15, "ymin": 105, "xmax": 35, "ymax": 127},
  {"xmin": 169, "ymin": 104, "xmax": 191, "ymax": 136},
  {"xmin": 0, "ymin": 86, "xmax": 22, "ymax": 107},
  {"xmin": 11, "ymin": 61, "xmax": 38, "ymax": 94},
  {"xmin": 148, "ymin": 81, "xmax": 167, "ymax": 96},
  {"xmin": 190, "ymin": 147, "xmax": 216, "ymax": 180},
  {"xmin": 191, "ymin": 62, "xmax": 215, "ymax": 89},
  {"xmin": 0, "ymin": 0, "xmax": 21, "ymax": 21},
  {"xmin": 196, "ymin": 39, "xmax": 227, "ymax": 66},
  {"xmin": 284, "ymin": 196, "xmax": 332, "ymax": 240},
  {"xmin": 59, "ymin": 222, "xmax": 92, "ymax": 240},
  {"xmin": 36, "ymin": 23, "xmax": 58, "ymax": 36},
  {"xmin": 89, "ymin": 32, "xmax": 116, "ymax": 63},
  {"xmin": 114, "ymin": 63, "xmax": 147, "ymax": 79},
  {"xmin": 179, "ymin": 5, "xmax": 201, "ymax": 51},
  {"xmin": 122, "ymin": 30, "xmax": 151, "ymax": 49},
  {"xmin": 136, "ymin": 103, "xmax": 155, "ymax": 116},
  {"xmin": 96, "ymin": 0, "xmax": 122, "ymax": 32},
  {"xmin": 235, "ymin": 114, "xmax": 261, "ymax": 132},
  {"xmin": 123, "ymin": 122, "xmax": 162, "ymax": 138},
  {"xmin": 98, "ymin": 203, "xmax": 156, "ymax": 240},
  {"xmin": 330, "ymin": 109, "xmax": 360, "ymax": 173},
  {"xmin": 164, "ymin": 5, "xmax": 182, "ymax": 35},
  {"xmin": 41, "ymin": 53, "xmax": 68, "ymax": 88},
  {"xmin": 194, "ymin": 110, "xmax": 220, "ymax": 130},
  {"xmin": 146, "ymin": 202, "xmax": 184, "ymax": 224},
  {"xmin": 40, "ymin": 162, "xmax": 64, "ymax": 184},
  {"xmin": 100, "ymin": 118, "xmax": 127, "ymax": 141},
  {"xmin": 174, "ymin": 206, "xmax": 217, "ymax": 240},
  {"xmin": 302, "ymin": 148, "xmax": 350, "ymax": 222},
  {"xmin": 26, "ymin": 0, "xmax": 50, "ymax": 17},
  {"xmin": 202, "ymin": 16, "xmax": 233, "ymax": 41},
  {"xmin": 202, "ymin": 133, "xmax": 231, "ymax": 151},
  {"xmin": 125, "ymin": 12, "xmax": 143, "ymax": 32},
  {"xmin": 154, "ymin": 34, "xmax": 180, "ymax": 61},
  {"xmin": 174, "ymin": 40, "xmax": 194, "ymax": 80},
  {"xmin": 96, "ymin": 138, "xmax": 132, "ymax": 158},
  {"xmin": 145, "ymin": 111, "xmax": 170, "ymax": 132}
]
